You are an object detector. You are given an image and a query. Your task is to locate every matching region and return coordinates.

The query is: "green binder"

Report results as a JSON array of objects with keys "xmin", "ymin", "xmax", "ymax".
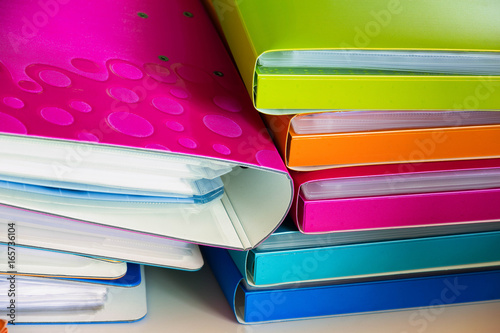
[{"xmin": 208, "ymin": 0, "xmax": 500, "ymax": 114}]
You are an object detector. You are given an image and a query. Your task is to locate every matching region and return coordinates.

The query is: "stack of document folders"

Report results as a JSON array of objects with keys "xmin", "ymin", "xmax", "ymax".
[
  {"xmin": 203, "ymin": 0, "xmax": 500, "ymax": 324},
  {"xmin": 0, "ymin": 0, "xmax": 499, "ymax": 328}
]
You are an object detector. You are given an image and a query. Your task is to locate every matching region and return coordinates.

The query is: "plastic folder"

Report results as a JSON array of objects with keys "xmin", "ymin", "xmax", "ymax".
[
  {"xmin": 264, "ymin": 112, "xmax": 500, "ymax": 170},
  {"xmin": 0, "ymin": 205, "xmax": 203, "ymax": 271},
  {"xmin": 0, "ymin": 244, "xmax": 127, "ymax": 279},
  {"xmin": 290, "ymin": 159, "xmax": 500, "ymax": 233},
  {"xmin": 0, "ymin": 266, "xmax": 147, "ymax": 324},
  {"xmin": 257, "ymin": 217, "xmax": 500, "ymax": 252},
  {"xmin": 57, "ymin": 263, "xmax": 142, "ymax": 288},
  {"xmin": 228, "ymin": 229, "xmax": 500, "ymax": 287},
  {"xmin": 0, "ymin": 0, "xmax": 292, "ymax": 251},
  {"xmin": 206, "ymin": 0, "xmax": 500, "ymax": 114},
  {"xmin": 204, "ymin": 246, "xmax": 500, "ymax": 324}
]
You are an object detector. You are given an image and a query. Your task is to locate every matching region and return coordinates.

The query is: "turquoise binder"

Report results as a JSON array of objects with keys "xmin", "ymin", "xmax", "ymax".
[{"xmin": 229, "ymin": 229, "xmax": 500, "ymax": 286}]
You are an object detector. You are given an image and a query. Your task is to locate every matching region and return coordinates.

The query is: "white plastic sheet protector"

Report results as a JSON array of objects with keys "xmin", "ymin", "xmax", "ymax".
[
  {"xmin": 0, "ymin": 244, "xmax": 127, "ymax": 279},
  {"xmin": 0, "ymin": 267, "xmax": 147, "ymax": 324},
  {"xmin": 0, "ymin": 205, "xmax": 203, "ymax": 270},
  {"xmin": 301, "ymin": 167, "xmax": 500, "ymax": 200},
  {"xmin": 258, "ymin": 50, "xmax": 500, "ymax": 75},
  {"xmin": 0, "ymin": 134, "xmax": 231, "ymax": 203},
  {"xmin": 257, "ymin": 221, "xmax": 500, "ymax": 252},
  {"xmin": 0, "ymin": 277, "xmax": 108, "ymax": 312},
  {"xmin": 291, "ymin": 111, "xmax": 500, "ymax": 135}
]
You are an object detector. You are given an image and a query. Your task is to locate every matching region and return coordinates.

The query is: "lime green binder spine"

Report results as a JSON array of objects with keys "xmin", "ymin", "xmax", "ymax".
[{"xmin": 256, "ymin": 73, "xmax": 500, "ymax": 111}]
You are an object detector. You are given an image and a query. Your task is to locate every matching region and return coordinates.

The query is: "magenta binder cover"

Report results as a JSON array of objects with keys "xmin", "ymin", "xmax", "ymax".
[
  {"xmin": 0, "ymin": 0, "xmax": 284, "ymax": 166},
  {"xmin": 0, "ymin": 0, "xmax": 292, "ymax": 249},
  {"xmin": 290, "ymin": 159, "xmax": 500, "ymax": 233}
]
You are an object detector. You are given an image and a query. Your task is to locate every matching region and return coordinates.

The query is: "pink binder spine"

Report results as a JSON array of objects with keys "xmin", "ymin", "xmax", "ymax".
[
  {"xmin": 290, "ymin": 159, "xmax": 500, "ymax": 233},
  {"xmin": 0, "ymin": 0, "xmax": 286, "ymax": 173},
  {"xmin": 298, "ymin": 188, "xmax": 500, "ymax": 233}
]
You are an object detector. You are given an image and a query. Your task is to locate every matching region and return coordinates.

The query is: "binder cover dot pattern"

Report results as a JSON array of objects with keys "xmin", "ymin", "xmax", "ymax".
[{"xmin": 0, "ymin": 0, "xmax": 281, "ymax": 167}]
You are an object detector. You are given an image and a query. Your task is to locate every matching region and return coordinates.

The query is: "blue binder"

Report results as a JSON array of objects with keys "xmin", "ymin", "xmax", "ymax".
[
  {"xmin": 203, "ymin": 246, "xmax": 500, "ymax": 323},
  {"xmin": 229, "ymin": 229, "xmax": 500, "ymax": 286}
]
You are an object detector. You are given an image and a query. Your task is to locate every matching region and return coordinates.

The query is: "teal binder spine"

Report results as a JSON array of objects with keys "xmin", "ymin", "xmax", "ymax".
[{"xmin": 229, "ymin": 230, "xmax": 500, "ymax": 286}]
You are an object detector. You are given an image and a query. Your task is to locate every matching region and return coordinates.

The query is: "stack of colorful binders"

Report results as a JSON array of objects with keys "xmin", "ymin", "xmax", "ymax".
[
  {"xmin": 203, "ymin": 0, "xmax": 500, "ymax": 324},
  {"xmin": 0, "ymin": 0, "xmax": 293, "ymax": 326}
]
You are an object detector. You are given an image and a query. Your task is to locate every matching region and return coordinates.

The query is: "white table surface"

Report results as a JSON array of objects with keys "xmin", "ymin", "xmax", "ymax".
[{"xmin": 10, "ymin": 265, "xmax": 500, "ymax": 333}]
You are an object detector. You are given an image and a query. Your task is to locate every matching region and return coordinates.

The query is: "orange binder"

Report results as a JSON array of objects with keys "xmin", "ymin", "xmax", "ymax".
[{"xmin": 264, "ymin": 113, "xmax": 500, "ymax": 170}]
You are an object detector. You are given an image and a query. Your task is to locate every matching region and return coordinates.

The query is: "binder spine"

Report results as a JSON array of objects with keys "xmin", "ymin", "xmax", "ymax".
[{"xmin": 299, "ymin": 188, "xmax": 500, "ymax": 233}]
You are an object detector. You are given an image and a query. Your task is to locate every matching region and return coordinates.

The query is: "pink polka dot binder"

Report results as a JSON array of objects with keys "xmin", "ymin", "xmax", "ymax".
[{"xmin": 0, "ymin": 0, "xmax": 293, "ymax": 250}]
